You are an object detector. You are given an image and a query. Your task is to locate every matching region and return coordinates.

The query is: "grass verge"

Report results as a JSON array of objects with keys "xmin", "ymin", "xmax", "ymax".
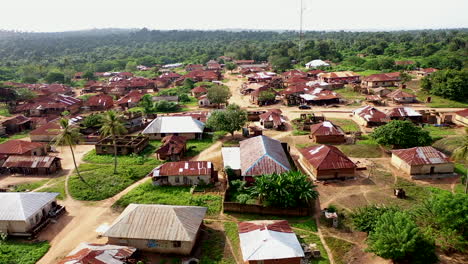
[
  {"xmin": 113, "ymin": 181, "xmax": 222, "ymax": 216},
  {"xmin": 295, "ymin": 230, "xmax": 330, "ymax": 264},
  {"xmin": 199, "ymin": 225, "xmax": 236, "ymax": 264},
  {"xmin": 186, "ymin": 136, "xmax": 216, "ymax": 157},
  {"xmin": 0, "ymin": 131, "xmax": 30, "ymax": 144},
  {"xmin": 323, "ymin": 236, "xmax": 354, "ymax": 264},
  {"xmin": 223, "ymin": 222, "xmax": 241, "ymax": 261},
  {"xmin": 0, "ymin": 239, "xmax": 50, "ymax": 264},
  {"xmin": 41, "ymin": 180, "xmax": 67, "ymax": 200},
  {"xmin": 13, "ymin": 179, "xmax": 49, "ymax": 192},
  {"xmin": 327, "ymin": 118, "xmax": 360, "ymax": 133}
]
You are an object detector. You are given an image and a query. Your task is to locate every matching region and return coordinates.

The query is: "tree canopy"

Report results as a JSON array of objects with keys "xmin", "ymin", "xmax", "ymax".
[
  {"xmin": 206, "ymin": 104, "xmax": 247, "ymax": 136},
  {"xmin": 421, "ymin": 69, "xmax": 468, "ymax": 102},
  {"xmin": 371, "ymin": 120, "xmax": 433, "ymax": 148},
  {"xmin": 206, "ymin": 85, "xmax": 231, "ymax": 107}
]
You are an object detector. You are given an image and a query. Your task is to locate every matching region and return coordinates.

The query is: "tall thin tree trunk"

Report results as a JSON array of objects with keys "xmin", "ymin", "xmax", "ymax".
[
  {"xmin": 113, "ymin": 135, "xmax": 118, "ymax": 174},
  {"xmin": 69, "ymin": 144, "xmax": 85, "ymax": 182}
]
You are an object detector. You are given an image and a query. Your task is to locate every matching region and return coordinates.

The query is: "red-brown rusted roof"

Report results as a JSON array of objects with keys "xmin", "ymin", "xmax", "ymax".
[
  {"xmin": 2, "ymin": 155, "xmax": 59, "ymax": 169},
  {"xmin": 116, "ymin": 90, "xmax": 144, "ymax": 105},
  {"xmin": 85, "ymin": 94, "xmax": 114, "ymax": 107},
  {"xmin": 318, "ymin": 71, "xmax": 360, "ymax": 79},
  {"xmin": 455, "ymin": 109, "xmax": 468, "ymax": 118},
  {"xmin": 0, "ymin": 140, "xmax": 44, "ymax": 155},
  {"xmin": 191, "ymin": 86, "xmax": 208, "ymax": 93},
  {"xmin": 156, "ymin": 135, "xmax": 187, "ymax": 156},
  {"xmin": 353, "ymin": 105, "xmax": 388, "ymax": 123},
  {"xmin": 238, "ymin": 220, "xmax": 293, "ymax": 234},
  {"xmin": 392, "ymin": 146, "xmax": 451, "ymax": 165},
  {"xmin": 2, "ymin": 115, "xmax": 31, "ymax": 125},
  {"xmin": 386, "ymin": 89, "xmax": 416, "ymax": 99},
  {"xmin": 310, "ymin": 121, "xmax": 344, "ymax": 136},
  {"xmin": 58, "ymin": 243, "xmax": 136, "ymax": 264},
  {"xmin": 30, "ymin": 121, "xmax": 62, "ymax": 136},
  {"xmin": 259, "ymin": 110, "xmax": 284, "ymax": 127},
  {"xmin": 363, "ymin": 72, "xmax": 401, "ymax": 82},
  {"xmin": 152, "ymin": 161, "xmax": 213, "ymax": 177},
  {"xmin": 300, "ymin": 145, "xmax": 356, "ymax": 170}
]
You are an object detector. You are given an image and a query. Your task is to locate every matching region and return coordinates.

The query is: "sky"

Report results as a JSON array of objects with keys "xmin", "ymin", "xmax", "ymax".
[{"xmin": 1, "ymin": 0, "xmax": 467, "ymax": 32}]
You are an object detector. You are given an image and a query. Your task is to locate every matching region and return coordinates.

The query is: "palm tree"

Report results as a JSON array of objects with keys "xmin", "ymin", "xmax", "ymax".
[
  {"xmin": 54, "ymin": 118, "xmax": 85, "ymax": 182},
  {"xmin": 100, "ymin": 110, "xmax": 127, "ymax": 174},
  {"xmin": 452, "ymin": 133, "xmax": 468, "ymax": 194}
]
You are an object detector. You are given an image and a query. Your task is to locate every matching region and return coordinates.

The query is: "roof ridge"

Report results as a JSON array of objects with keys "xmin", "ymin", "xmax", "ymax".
[{"xmin": 172, "ymin": 207, "xmax": 193, "ymax": 241}]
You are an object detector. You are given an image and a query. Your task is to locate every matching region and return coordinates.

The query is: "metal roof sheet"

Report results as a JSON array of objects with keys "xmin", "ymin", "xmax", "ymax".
[
  {"xmin": 104, "ymin": 204, "xmax": 207, "ymax": 242},
  {"xmin": 392, "ymin": 146, "xmax": 451, "ymax": 165},
  {"xmin": 59, "ymin": 243, "xmax": 136, "ymax": 264},
  {"xmin": 221, "ymin": 147, "xmax": 241, "ymax": 170},
  {"xmin": 142, "ymin": 116, "xmax": 205, "ymax": 134},
  {"xmin": 300, "ymin": 145, "xmax": 356, "ymax": 170},
  {"xmin": 0, "ymin": 192, "xmax": 59, "ymax": 221}
]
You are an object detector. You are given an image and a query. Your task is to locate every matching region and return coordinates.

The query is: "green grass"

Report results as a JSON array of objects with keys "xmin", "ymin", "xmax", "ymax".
[
  {"xmin": 291, "ymin": 219, "xmax": 318, "ymax": 232},
  {"xmin": 432, "ymin": 136, "xmax": 464, "ymax": 155},
  {"xmin": 454, "ymin": 163, "xmax": 466, "ymax": 194},
  {"xmin": 293, "ymin": 123, "xmax": 310, "ymax": 136},
  {"xmin": 0, "ymin": 239, "xmax": 50, "ymax": 264},
  {"xmin": 223, "ymin": 222, "xmax": 241, "ymax": 261},
  {"xmin": 69, "ymin": 163, "xmax": 155, "ymax": 201},
  {"xmin": 113, "ymin": 181, "xmax": 223, "ymax": 216},
  {"xmin": 323, "ymin": 236, "xmax": 354, "ymax": 264},
  {"xmin": 334, "ymin": 87, "xmax": 366, "ymax": 100},
  {"xmin": 182, "ymin": 96, "xmax": 199, "ymax": 107},
  {"xmin": 295, "ymin": 230, "xmax": 330, "ymax": 264},
  {"xmin": 13, "ymin": 179, "xmax": 49, "ymax": 192},
  {"xmin": 393, "ymin": 177, "xmax": 450, "ymax": 208},
  {"xmin": 0, "ymin": 131, "xmax": 30, "ymax": 144},
  {"xmin": 0, "ymin": 103, "xmax": 11, "ymax": 117},
  {"xmin": 416, "ymin": 90, "xmax": 468, "ymax": 108},
  {"xmin": 199, "ymin": 226, "xmax": 236, "ymax": 264},
  {"xmin": 82, "ymin": 143, "xmax": 162, "ymax": 166},
  {"xmin": 355, "ymin": 70, "xmax": 382, "ymax": 76},
  {"xmin": 423, "ymin": 125, "xmax": 457, "ymax": 141},
  {"xmin": 186, "ymin": 136, "xmax": 216, "ymax": 157},
  {"xmin": 337, "ymin": 142, "xmax": 382, "ymax": 158},
  {"xmin": 40, "ymin": 180, "xmax": 67, "ymax": 200},
  {"xmin": 327, "ymin": 118, "xmax": 360, "ymax": 133}
]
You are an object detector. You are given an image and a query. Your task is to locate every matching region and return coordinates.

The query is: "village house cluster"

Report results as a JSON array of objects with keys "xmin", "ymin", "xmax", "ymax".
[{"xmin": 0, "ymin": 55, "xmax": 465, "ymax": 264}]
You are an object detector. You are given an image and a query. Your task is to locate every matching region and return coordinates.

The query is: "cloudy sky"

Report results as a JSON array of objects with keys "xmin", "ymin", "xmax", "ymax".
[{"xmin": 1, "ymin": 0, "xmax": 467, "ymax": 32}]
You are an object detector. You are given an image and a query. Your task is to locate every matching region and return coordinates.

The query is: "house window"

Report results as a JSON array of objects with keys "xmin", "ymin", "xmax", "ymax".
[
  {"xmin": 175, "ymin": 176, "xmax": 180, "ymax": 183},
  {"xmin": 172, "ymin": 241, "xmax": 181, "ymax": 248}
]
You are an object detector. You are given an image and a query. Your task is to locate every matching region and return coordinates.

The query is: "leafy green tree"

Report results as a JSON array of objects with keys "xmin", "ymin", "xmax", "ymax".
[
  {"xmin": 225, "ymin": 62, "xmax": 236, "ymax": 71},
  {"xmin": 249, "ymin": 171, "xmax": 318, "ymax": 208},
  {"xmin": 14, "ymin": 88, "xmax": 37, "ymax": 101},
  {"xmin": 206, "ymin": 104, "xmax": 247, "ymax": 137},
  {"xmin": 207, "ymin": 85, "xmax": 231, "ymax": 108},
  {"xmin": 452, "ymin": 133, "xmax": 468, "ymax": 193},
  {"xmin": 371, "ymin": 120, "xmax": 432, "ymax": 148},
  {"xmin": 350, "ymin": 205, "xmax": 399, "ymax": 233},
  {"xmin": 367, "ymin": 211, "xmax": 436, "ymax": 263},
  {"xmin": 125, "ymin": 61, "xmax": 137, "ymax": 72},
  {"xmin": 21, "ymin": 76, "xmax": 38, "ymax": 84},
  {"xmin": 153, "ymin": 100, "xmax": 180, "ymax": 112},
  {"xmin": 100, "ymin": 111, "xmax": 128, "ymax": 174},
  {"xmin": 45, "ymin": 72, "xmax": 65, "ymax": 83},
  {"xmin": 82, "ymin": 114, "xmax": 103, "ymax": 128},
  {"xmin": 270, "ymin": 56, "xmax": 292, "ymax": 72},
  {"xmin": 399, "ymin": 71, "xmax": 412, "ymax": 85},
  {"xmin": 421, "ymin": 69, "xmax": 468, "ymax": 101},
  {"xmin": 54, "ymin": 118, "xmax": 85, "ymax": 182},
  {"xmin": 258, "ymin": 91, "xmax": 276, "ymax": 104},
  {"xmin": 82, "ymin": 71, "xmax": 97, "ymax": 81},
  {"xmin": 413, "ymin": 192, "xmax": 468, "ymax": 252},
  {"xmin": 139, "ymin": 94, "xmax": 154, "ymax": 113}
]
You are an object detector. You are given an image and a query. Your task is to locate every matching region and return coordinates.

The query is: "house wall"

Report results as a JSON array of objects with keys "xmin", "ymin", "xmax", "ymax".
[
  {"xmin": 364, "ymin": 80, "xmax": 398, "ymax": 88},
  {"xmin": 154, "ymin": 174, "xmax": 212, "ymax": 186},
  {"xmin": 30, "ymin": 134, "xmax": 56, "ymax": 142},
  {"xmin": 108, "ymin": 237, "xmax": 195, "ymax": 255},
  {"xmin": 391, "ymin": 155, "xmax": 454, "ymax": 175},
  {"xmin": 312, "ymin": 134, "xmax": 346, "ymax": 144},
  {"xmin": 146, "ymin": 133, "xmax": 199, "ymax": 140},
  {"xmin": 1, "ymin": 199, "xmax": 56, "ymax": 234},
  {"xmin": 352, "ymin": 115, "xmax": 368, "ymax": 127},
  {"xmin": 247, "ymin": 257, "xmax": 302, "ymax": 264},
  {"xmin": 393, "ymin": 97, "xmax": 416, "ymax": 103}
]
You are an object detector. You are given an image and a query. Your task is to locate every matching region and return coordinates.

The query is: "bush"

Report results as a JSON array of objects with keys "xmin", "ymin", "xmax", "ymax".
[
  {"xmin": 350, "ymin": 205, "xmax": 399, "ymax": 233},
  {"xmin": 0, "ymin": 240, "xmax": 50, "ymax": 264},
  {"xmin": 371, "ymin": 120, "xmax": 432, "ymax": 148}
]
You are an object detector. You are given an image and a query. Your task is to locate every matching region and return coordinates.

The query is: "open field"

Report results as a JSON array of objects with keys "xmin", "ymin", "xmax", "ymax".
[{"xmin": 0, "ymin": 239, "xmax": 50, "ymax": 264}]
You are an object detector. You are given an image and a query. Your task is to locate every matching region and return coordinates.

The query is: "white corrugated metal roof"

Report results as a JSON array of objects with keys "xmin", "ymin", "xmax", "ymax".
[
  {"xmin": 305, "ymin": 59, "xmax": 330, "ymax": 68},
  {"xmin": 0, "ymin": 192, "xmax": 59, "ymax": 221},
  {"xmin": 142, "ymin": 116, "xmax": 205, "ymax": 134},
  {"xmin": 239, "ymin": 227, "xmax": 304, "ymax": 261},
  {"xmin": 221, "ymin": 147, "xmax": 241, "ymax": 170}
]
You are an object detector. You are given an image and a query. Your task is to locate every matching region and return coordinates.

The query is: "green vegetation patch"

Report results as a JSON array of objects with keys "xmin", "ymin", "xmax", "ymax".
[
  {"xmin": 416, "ymin": 90, "xmax": 468, "ymax": 108},
  {"xmin": 327, "ymin": 118, "xmax": 360, "ymax": 133},
  {"xmin": 432, "ymin": 135, "xmax": 464, "ymax": 155},
  {"xmin": 185, "ymin": 137, "xmax": 216, "ymax": 157},
  {"xmin": 0, "ymin": 131, "xmax": 30, "ymax": 144},
  {"xmin": 323, "ymin": 236, "xmax": 354, "ymax": 264},
  {"xmin": 40, "ymin": 180, "xmax": 67, "ymax": 200},
  {"xmin": 113, "ymin": 181, "xmax": 222, "ymax": 216},
  {"xmin": 13, "ymin": 179, "xmax": 49, "ymax": 192},
  {"xmin": 337, "ymin": 142, "xmax": 382, "ymax": 158},
  {"xmin": 423, "ymin": 126, "xmax": 457, "ymax": 141},
  {"xmin": 69, "ymin": 163, "xmax": 154, "ymax": 201},
  {"xmin": 223, "ymin": 222, "xmax": 241, "ymax": 261},
  {"xmin": 295, "ymin": 230, "xmax": 330, "ymax": 264},
  {"xmin": 82, "ymin": 144, "xmax": 162, "ymax": 166},
  {"xmin": 0, "ymin": 103, "xmax": 11, "ymax": 117},
  {"xmin": 0, "ymin": 239, "xmax": 50, "ymax": 264},
  {"xmin": 199, "ymin": 226, "xmax": 236, "ymax": 264},
  {"xmin": 334, "ymin": 87, "xmax": 366, "ymax": 100}
]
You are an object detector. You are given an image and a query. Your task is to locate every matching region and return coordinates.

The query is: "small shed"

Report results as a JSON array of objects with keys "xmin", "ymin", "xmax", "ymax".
[
  {"xmin": 299, "ymin": 145, "xmax": 356, "ymax": 180},
  {"xmin": 155, "ymin": 135, "xmax": 187, "ymax": 161},
  {"xmin": 95, "ymin": 136, "xmax": 149, "ymax": 155},
  {"xmin": 309, "ymin": 121, "xmax": 346, "ymax": 144},
  {"xmin": 151, "ymin": 161, "xmax": 215, "ymax": 186},
  {"xmin": 391, "ymin": 146, "xmax": 454, "ymax": 177},
  {"xmin": 2, "ymin": 155, "xmax": 62, "ymax": 175}
]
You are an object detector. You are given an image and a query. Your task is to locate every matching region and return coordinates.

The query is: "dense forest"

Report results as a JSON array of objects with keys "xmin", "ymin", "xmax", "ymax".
[{"xmin": 0, "ymin": 28, "xmax": 467, "ymax": 83}]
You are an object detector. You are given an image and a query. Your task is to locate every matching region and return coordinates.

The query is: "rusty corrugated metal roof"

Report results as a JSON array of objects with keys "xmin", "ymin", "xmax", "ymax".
[
  {"xmin": 152, "ymin": 161, "xmax": 212, "ymax": 177},
  {"xmin": 310, "ymin": 121, "xmax": 344, "ymax": 136},
  {"xmin": 0, "ymin": 140, "xmax": 45, "ymax": 155},
  {"xmin": 300, "ymin": 145, "xmax": 356, "ymax": 170},
  {"xmin": 2, "ymin": 155, "xmax": 59, "ymax": 168},
  {"xmin": 392, "ymin": 146, "xmax": 451, "ymax": 165},
  {"xmin": 59, "ymin": 243, "xmax": 136, "ymax": 264}
]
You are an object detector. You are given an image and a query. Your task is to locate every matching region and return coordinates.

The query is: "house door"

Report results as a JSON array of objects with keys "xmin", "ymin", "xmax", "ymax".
[{"xmin": 430, "ymin": 167, "xmax": 435, "ymax": 174}]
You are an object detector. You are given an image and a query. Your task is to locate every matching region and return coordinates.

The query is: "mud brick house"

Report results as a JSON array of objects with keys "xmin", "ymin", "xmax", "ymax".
[
  {"xmin": 386, "ymin": 89, "xmax": 417, "ymax": 103},
  {"xmin": 82, "ymin": 80, "xmax": 107, "ymax": 93},
  {"xmin": 0, "ymin": 192, "xmax": 63, "ymax": 236},
  {"xmin": 95, "ymin": 135, "xmax": 149, "ymax": 155},
  {"xmin": 259, "ymin": 109, "xmax": 286, "ymax": 130},
  {"xmin": 151, "ymin": 77, "xmax": 170, "ymax": 89},
  {"xmin": 104, "ymin": 204, "xmax": 207, "ymax": 254},
  {"xmin": 385, "ymin": 107, "xmax": 423, "ymax": 123},
  {"xmin": 58, "ymin": 243, "xmax": 136, "ymax": 264},
  {"xmin": 206, "ymin": 60, "xmax": 222, "ymax": 70},
  {"xmin": 30, "ymin": 121, "xmax": 62, "ymax": 142},
  {"xmin": 222, "ymin": 135, "xmax": 291, "ymax": 181},
  {"xmin": 116, "ymin": 90, "xmax": 145, "ymax": 109},
  {"xmin": 155, "ymin": 135, "xmax": 187, "ymax": 161},
  {"xmin": 0, "ymin": 140, "xmax": 47, "ymax": 156},
  {"xmin": 142, "ymin": 116, "xmax": 205, "ymax": 140},
  {"xmin": 317, "ymin": 71, "xmax": 360, "ymax": 84},
  {"xmin": 361, "ymin": 72, "xmax": 401, "ymax": 88},
  {"xmin": 298, "ymin": 88, "xmax": 340, "ymax": 105},
  {"xmin": 185, "ymin": 64, "xmax": 205, "ymax": 72},
  {"xmin": 121, "ymin": 111, "xmax": 145, "ymax": 133},
  {"xmin": 151, "ymin": 161, "xmax": 215, "ymax": 186},
  {"xmin": 238, "ymin": 220, "xmax": 304, "ymax": 264},
  {"xmin": 2, "ymin": 155, "xmax": 62, "ymax": 175},
  {"xmin": 369, "ymin": 87, "xmax": 392, "ymax": 97},
  {"xmin": 247, "ymin": 72, "xmax": 276, "ymax": 83},
  {"xmin": 234, "ymin": 60, "xmax": 255, "ymax": 65},
  {"xmin": 1, "ymin": 115, "xmax": 34, "ymax": 135},
  {"xmin": 241, "ymin": 82, "xmax": 269, "ymax": 95},
  {"xmin": 159, "ymin": 72, "xmax": 182, "ymax": 83},
  {"xmin": 454, "ymin": 109, "xmax": 468, "ymax": 126},
  {"xmin": 282, "ymin": 69, "xmax": 308, "ymax": 80},
  {"xmin": 177, "ymin": 70, "xmax": 221, "ymax": 84},
  {"xmin": 415, "ymin": 68, "xmax": 438, "ymax": 77},
  {"xmin": 299, "ymin": 145, "xmax": 356, "ymax": 180},
  {"xmin": 352, "ymin": 105, "xmax": 388, "ymax": 127},
  {"xmin": 250, "ymin": 86, "xmax": 278, "ymax": 106},
  {"xmin": 84, "ymin": 94, "xmax": 114, "ymax": 111},
  {"xmin": 391, "ymin": 146, "xmax": 454, "ymax": 178},
  {"xmin": 309, "ymin": 121, "xmax": 346, "ymax": 144},
  {"xmin": 15, "ymin": 95, "xmax": 82, "ymax": 117}
]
